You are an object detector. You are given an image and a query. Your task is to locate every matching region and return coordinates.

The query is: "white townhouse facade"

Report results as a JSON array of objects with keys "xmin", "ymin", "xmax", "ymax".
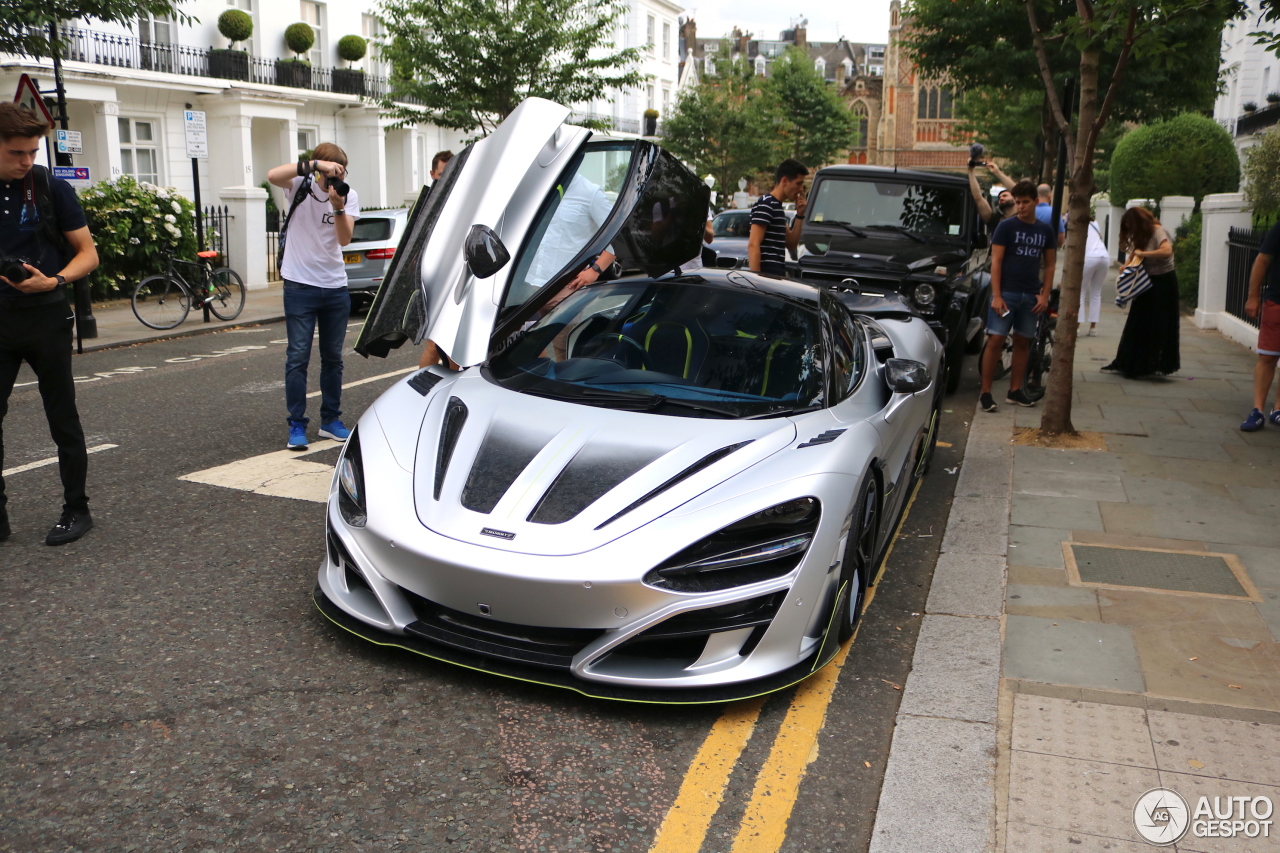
[
  {"xmin": 1214, "ymin": 0, "xmax": 1280, "ymax": 152},
  {"xmin": 1, "ymin": 0, "xmax": 673, "ymax": 289}
]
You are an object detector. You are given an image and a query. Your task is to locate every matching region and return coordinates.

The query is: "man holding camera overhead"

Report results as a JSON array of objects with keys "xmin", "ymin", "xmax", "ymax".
[{"xmin": 267, "ymin": 143, "xmax": 361, "ymax": 451}]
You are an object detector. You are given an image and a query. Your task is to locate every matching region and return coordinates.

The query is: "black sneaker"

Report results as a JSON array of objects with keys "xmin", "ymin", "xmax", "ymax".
[
  {"xmin": 46, "ymin": 509, "xmax": 92, "ymax": 546},
  {"xmin": 0, "ymin": 506, "xmax": 9, "ymax": 542},
  {"xmin": 980, "ymin": 392, "xmax": 998, "ymax": 413},
  {"xmin": 1006, "ymin": 388, "xmax": 1038, "ymax": 407},
  {"xmin": 1099, "ymin": 362, "xmax": 1120, "ymax": 373}
]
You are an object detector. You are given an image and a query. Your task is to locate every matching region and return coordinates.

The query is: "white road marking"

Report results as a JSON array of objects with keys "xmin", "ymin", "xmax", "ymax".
[
  {"xmin": 3, "ymin": 443, "xmax": 119, "ymax": 477},
  {"xmin": 305, "ymin": 366, "xmax": 417, "ymax": 398},
  {"xmin": 179, "ymin": 440, "xmax": 338, "ymax": 503}
]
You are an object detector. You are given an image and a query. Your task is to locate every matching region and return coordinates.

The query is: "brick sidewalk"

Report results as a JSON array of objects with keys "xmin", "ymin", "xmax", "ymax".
[{"xmin": 872, "ymin": 282, "xmax": 1280, "ymax": 852}]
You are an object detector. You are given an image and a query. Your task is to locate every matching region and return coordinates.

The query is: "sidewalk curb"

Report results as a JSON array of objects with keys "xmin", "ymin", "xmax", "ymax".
[
  {"xmin": 77, "ymin": 314, "xmax": 287, "ymax": 353},
  {"xmin": 868, "ymin": 401, "xmax": 1015, "ymax": 853}
]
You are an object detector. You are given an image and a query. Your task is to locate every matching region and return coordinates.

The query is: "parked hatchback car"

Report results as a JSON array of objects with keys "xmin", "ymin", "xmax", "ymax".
[
  {"xmin": 344, "ymin": 208, "xmax": 409, "ymax": 310},
  {"xmin": 792, "ymin": 165, "xmax": 990, "ymax": 393}
]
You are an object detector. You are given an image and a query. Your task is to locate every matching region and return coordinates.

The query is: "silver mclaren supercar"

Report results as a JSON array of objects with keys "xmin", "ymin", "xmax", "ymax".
[{"xmin": 314, "ymin": 98, "xmax": 945, "ymax": 702}]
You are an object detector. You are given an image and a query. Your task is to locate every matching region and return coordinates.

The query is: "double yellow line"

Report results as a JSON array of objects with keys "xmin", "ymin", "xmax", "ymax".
[{"xmin": 649, "ymin": 482, "xmax": 921, "ymax": 853}]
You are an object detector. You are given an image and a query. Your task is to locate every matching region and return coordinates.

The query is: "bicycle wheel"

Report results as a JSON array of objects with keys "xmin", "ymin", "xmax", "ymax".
[
  {"xmin": 132, "ymin": 275, "xmax": 190, "ymax": 330},
  {"xmin": 207, "ymin": 268, "xmax": 246, "ymax": 321}
]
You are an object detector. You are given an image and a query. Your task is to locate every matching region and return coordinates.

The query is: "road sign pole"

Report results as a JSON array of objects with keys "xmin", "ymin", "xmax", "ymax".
[{"xmin": 193, "ymin": 157, "xmax": 210, "ymax": 323}]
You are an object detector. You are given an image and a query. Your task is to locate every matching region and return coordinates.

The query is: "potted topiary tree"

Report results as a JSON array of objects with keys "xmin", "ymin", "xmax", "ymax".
[
  {"xmin": 1244, "ymin": 101, "xmax": 1259, "ymax": 114},
  {"xmin": 1268, "ymin": 92, "xmax": 1280, "ymax": 107},
  {"xmin": 277, "ymin": 22, "xmax": 314, "ymax": 88},
  {"xmin": 333, "ymin": 35, "xmax": 368, "ymax": 95},
  {"xmin": 644, "ymin": 108, "xmax": 659, "ymax": 136},
  {"xmin": 210, "ymin": 9, "xmax": 252, "ymax": 80}
]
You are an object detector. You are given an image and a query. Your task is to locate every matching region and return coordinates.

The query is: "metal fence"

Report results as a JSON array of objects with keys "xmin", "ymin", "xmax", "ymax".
[
  {"xmin": 267, "ymin": 230, "xmax": 281, "ymax": 282},
  {"xmin": 1226, "ymin": 226, "xmax": 1263, "ymax": 330},
  {"xmin": 202, "ymin": 205, "xmax": 231, "ymax": 268},
  {"xmin": 35, "ymin": 27, "xmax": 421, "ymax": 104}
]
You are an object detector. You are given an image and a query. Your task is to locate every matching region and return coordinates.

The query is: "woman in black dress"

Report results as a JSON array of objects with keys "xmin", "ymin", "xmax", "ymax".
[{"xmin": 1103, "ymin": 207, "xmax": 1180, "ymax": 378}]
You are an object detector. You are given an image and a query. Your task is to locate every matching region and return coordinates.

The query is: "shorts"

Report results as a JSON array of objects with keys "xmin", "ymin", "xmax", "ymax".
[
  {"xmin": 1260, "ymin": 299, "xmax": 1280, "ymax": 356},
  {"xmin": 986, "ymin": 290, "xmax": 1040, "ymax": 339}
]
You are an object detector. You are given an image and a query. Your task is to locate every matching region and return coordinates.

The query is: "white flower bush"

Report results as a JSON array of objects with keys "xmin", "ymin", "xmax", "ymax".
[{"xmin": 79, "ymin": 176, "xmax": 198, "ymax": 299}]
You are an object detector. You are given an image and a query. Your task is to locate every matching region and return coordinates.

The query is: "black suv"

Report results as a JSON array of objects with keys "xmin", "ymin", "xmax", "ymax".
[{"xmin": 793, "ymin": 165, "xmax": 990, "ymax": 392}]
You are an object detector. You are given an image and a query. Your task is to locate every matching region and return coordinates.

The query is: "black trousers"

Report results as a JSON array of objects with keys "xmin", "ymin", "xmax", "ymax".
[{"xmin": 0, "ymin": 298, "xmax": 89, "ymax": 513}]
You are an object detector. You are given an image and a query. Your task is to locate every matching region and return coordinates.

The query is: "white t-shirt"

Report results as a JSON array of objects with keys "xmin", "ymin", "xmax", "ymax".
[
  {"xmin": 1085, "ymin": 221, "xmax": 1110, "ymax": 260},
  {"xmin": 280, "ymin": 176, "xmax": 362, "ymax": 289},
  {"xmin": 524, "ymin": 174, "xmax": 614, "ymax": 290}
]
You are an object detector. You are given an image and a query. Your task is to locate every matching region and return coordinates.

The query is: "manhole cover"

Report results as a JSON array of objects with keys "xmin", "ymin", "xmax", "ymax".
[{"xmin": 1064, "ymin": 544, "xmax": 1260, "ymax": 601}]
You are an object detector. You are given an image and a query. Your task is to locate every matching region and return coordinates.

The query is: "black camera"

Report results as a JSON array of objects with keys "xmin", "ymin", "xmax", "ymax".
[
  {"xmin": 967, "ymin": 142, "xmax": 986, "ymax": 169},
  {"xmin": 0, "ymin": 257, "xmax": 31, "ymax": 283},
  {"xmin": 328, "ymin": 178, "xmax": 350, "ymax": 200}
]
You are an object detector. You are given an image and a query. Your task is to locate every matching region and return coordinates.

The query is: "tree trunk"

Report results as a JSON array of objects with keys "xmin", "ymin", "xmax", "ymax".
[{"xmin": 1040, "ymin": 49, "xmax": 1101, "ymax": 436}]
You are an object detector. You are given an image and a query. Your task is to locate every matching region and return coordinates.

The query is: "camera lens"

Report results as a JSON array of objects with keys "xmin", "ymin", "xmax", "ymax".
[
  {"xmin": 0, "ymin": 258, "xmax": 30, "ymax": 283},
  {"xmin": 330, "ymin": 179, "xmax": 350, "ymax": 199}
]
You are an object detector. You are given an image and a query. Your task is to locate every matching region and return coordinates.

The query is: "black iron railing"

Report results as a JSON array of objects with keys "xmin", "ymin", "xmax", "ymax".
[
  {"xmin": 1237, "ymin": 106, "xmax": 1280, "ymax": 137},
  {"xmin": 1226, "ymin": 226, "xmax": 1263, "ymax": 329},
  {"xmin": 27, "ymin": 27, "xmax": 422, "ymax": 105},
  {"xmin": 202, "ymin": 204, "xmax": 231, "ymax": 268},
  {"xmin": 266, "ymin": 229, "xmax": 281, "ymax": 282}
]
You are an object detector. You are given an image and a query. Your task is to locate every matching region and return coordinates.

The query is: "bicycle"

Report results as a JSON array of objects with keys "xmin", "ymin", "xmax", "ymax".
[{"xmin": 131, "ymin": 250, "xmax": 246, "ymax": 330}]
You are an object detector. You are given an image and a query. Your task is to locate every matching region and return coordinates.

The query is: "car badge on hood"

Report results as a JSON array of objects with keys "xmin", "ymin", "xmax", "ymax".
[{"xmin": 480, "ymin": 527, "xmax": 516, "ymax": 540}]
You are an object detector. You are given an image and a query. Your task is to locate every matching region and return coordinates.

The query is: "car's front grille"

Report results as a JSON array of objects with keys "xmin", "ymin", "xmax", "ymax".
[
  {"xmin": 797, "ymin": 268, "xmax": 902, "ymax": 291},
  {"xmin": 609, "ymin": 592, "xmax": 785, "ymax": 664},
  {"xmin": 402, "ymin": 591, "xmax": 603, "ymax": 670}
]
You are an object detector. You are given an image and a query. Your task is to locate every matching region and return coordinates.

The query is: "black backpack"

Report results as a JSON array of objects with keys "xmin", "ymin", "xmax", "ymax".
[{"xmin": 31, "ymin": 165, "xmax": 73, "ymax": 263}]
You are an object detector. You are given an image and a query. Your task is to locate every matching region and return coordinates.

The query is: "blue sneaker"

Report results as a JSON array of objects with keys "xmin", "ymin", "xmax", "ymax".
[
  {"xmin": 287, "ymin": 419, "xmax": 309, "ymax": 450},
  {"xmin": 1271, "ymin": 410, "xmax": 1280, "ymax": 426},
  {"xmin": 319, "ymin": 420, "xmax": 351, "ymax": 442},
  {"xmin": 1241, "ymin": 409, "xmax": 1266, "ymax": 432}
]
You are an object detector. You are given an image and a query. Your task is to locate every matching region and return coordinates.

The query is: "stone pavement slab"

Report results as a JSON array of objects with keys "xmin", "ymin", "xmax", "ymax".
[
  {"xmin": 1011, "ymin": 494, "xmax": 1104, "ymax": 531},
  {"xmin": 1149, "ymin": 710, "xmax": 1280, "ymax": 787},
  {"xmin": 941, "ymin": 496, "xmax": 1010, "ymax": 556},
  {"xmin": 1014, "ymin": 468, "xmax": 1127, "ymax": 502},
  {"xmin": 1004, "ymin": 615, "xmax": 1144, "ymax": 693},
  {"xmin": 1155, "ymin": 774, "xmax": 1280, "ymax": 853},
  {"xmin": 1008, "ymin": 525, "xmax": 1070, "ymax": 569},
  {"xmin": 898, "ymin": 615, "xmax": 1001, "ymax": 724},
  {"xmin": 1006, "ymin": 584, "xmax": 1102, "ymax": 622},
  {"xmin": 1011, "ymin": 694, "xmax": 1155, "ymax": 767},
  {"xmin": 926, "ymin": 554, "xmax": 1006, "ymax": 618},
  {"xmin": 1007, "ymin": 750, "xmax": 1159, "ymax": 842}
]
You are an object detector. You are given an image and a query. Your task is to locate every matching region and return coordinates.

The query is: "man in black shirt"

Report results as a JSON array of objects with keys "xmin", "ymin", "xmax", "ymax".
[
  {"xmin": 0, "ymin": 103, "xmax": 100, "ymax": 545},
  {"xmin": 748, "ymin": 159, "xmax": 808, "ymax": 277}
]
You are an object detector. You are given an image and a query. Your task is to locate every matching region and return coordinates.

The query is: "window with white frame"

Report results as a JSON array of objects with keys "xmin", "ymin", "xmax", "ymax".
[
  {"xmin": 226, "ymin": 0, "xmax": 254, "ymax": 53},
  {"xmin": 118, "ymin": 118, "xmax": 160, "ymax": 185},
  {"xmin": 297, "ymin": 127, "xmax": 317, "ymax": 158},
  {"xmin": 362, "ymin": 14, "xmax": 384, "ymax": 75},
  {"xmin": 300, "ymin": 0, "xmax": 325, "ymax": 65},
  {"xmin": 646, "ymin": 15, "xmax": 655, "ymax": 52},
  {"xmin": 662, "ymin": 22, "xmax": 670, "ymax": 59},
  {"xmin": 647, "ymin": 84, "xmax": 655, "ymax": 110},
  {"xmin": 662, "ymin": 87, "xmax": 670, "ymax": 113},
  {"xmin": 137, "ymin": 12, "xmax": 173, "ymax": 71}
]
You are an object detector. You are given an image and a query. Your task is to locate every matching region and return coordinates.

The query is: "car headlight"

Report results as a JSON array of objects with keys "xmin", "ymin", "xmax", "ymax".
[
  {"xmin": 337, "ymin": 427, "xmax": 367, "ymax": 528},
  {"xmin": 911, "ymin": 282, "xmax": 937, "ymax": 307},
  {"xmin": 644, "ymin": 498, "xmax": 821, "ymax": 593}
]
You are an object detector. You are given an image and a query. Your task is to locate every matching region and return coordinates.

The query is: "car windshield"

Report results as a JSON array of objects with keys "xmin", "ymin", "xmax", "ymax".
[
  {"xmin": 350, "ymin": 217, "xmax": 393, "ymax": 243},
  {"xmin": 712, "ymin": 212, "xmax": 752, "ymax": 238},
  {"xmin": 488, "ymin": 279, "xmax": 826, "ymax": 418},
  {"xmin": 807, "ymin": 178, "xmax": 968, "ymax": 238}
]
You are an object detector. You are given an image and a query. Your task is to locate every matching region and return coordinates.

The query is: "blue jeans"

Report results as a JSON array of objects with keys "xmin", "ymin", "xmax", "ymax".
[
  {"xmin": 986, "ymin": 290, "xmax": 1040, "ymax": 340},
  {"xmin": 283, "ymin": 280, "xmax": 350, "ymax": 424}
]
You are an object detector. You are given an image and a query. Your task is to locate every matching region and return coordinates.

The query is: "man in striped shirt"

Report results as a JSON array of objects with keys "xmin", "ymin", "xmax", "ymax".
[{"xmin": 748, "ymin": 159, "xmax": 809, "ymax": 277}]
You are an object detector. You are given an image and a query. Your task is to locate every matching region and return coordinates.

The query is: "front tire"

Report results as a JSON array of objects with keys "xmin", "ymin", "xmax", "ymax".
[
  {"xmin": 132, "ymin": 275, "xmax": 190, "ymax": 330},
  {"xmin": 836, "ymin": 475, "xmax": 880, "ymax": 643},
  {"xmin": 207, "ymin": 268, "xmax": 246, "ymax": 321}
]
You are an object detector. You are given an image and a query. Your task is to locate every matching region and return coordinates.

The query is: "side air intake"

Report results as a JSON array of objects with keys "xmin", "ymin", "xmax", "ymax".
[
  {"xmin": 434, "ymin": 397, "xmax": 468, "ymax": 500},
  {"xmin": 595, "ymin": 441, "xmax": 753, "ymax": 529}
]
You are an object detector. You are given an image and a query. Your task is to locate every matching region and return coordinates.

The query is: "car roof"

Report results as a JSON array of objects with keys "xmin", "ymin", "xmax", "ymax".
[
  {"xmin": 672, "ymin": 268, "xmax": 821, "ymax": 308},
  {"xmin": 814, "ymin": 164, "xmax": 968, "ymax": 187},
  {"xmin": 358, "ymin": 208, "xmax": 410, "ymax": 218}
]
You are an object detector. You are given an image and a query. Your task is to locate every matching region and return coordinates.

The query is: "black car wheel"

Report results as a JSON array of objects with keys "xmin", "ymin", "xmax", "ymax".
[{"xmin": 836, "ymin": 475, "xmax": 879, "ymax": 643}]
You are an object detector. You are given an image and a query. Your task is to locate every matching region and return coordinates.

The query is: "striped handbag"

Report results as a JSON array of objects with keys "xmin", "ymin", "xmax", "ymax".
[{"xmin": 1114, "ymin": 263, "xmax": 1152, "ymax": 307}]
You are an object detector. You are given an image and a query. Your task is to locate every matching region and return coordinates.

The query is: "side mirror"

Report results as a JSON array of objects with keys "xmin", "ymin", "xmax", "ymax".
[
  {"xmin": 464, "ymin": 224, "xmax": 510, "ymax": 279},
  {"xmin": 885, "ymin": 358, "xmax": 931, "ymax": 394}
]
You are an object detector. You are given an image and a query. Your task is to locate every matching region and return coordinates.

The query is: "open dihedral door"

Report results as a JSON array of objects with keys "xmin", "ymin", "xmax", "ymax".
[
  {"xmin": 356, "ymin": 97, "xmax": 711, "ymax": 368},
  {"xmin": 355, "ymin": 98, "xmax": 589, "ymax": 362}
]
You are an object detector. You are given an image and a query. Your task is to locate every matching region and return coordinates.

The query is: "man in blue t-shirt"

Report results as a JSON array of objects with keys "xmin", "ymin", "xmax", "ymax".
[
  {"xmin": 980, "ymin": 180, "xmax": 1056, "ymax": 413},
  {"xmin": 1035, "ymin": 183, "xmax": 1066, "ymax": 247},
  {"xmin": 0, "ymin": 103, "xmax": 101, "ymax": 545},
  {"xmin": 1240, "ymin": 221, "xmax": 1280, "ymax": 431}
]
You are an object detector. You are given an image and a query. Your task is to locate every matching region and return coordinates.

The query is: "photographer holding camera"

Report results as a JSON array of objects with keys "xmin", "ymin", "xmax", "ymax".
[
  {"xmin": 0, "ymin": 103, "xmax": 100, "ymax": 545},
  {"xmin": 267, "ymin": 143, "xmax": 361, "ymax": 450}
]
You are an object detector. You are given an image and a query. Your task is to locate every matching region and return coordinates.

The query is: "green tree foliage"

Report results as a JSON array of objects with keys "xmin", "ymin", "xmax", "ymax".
[
  {"xmin": 765, "ymin": 48, "xmax": 859, "ymax": 167},
  {"xmin": 284, "ymin": 22, "xmax": 315, "ymax": 58},
  {"xmin": 374, "ymin": 0, "xmax": 642, "ymax": 137},
  {"xmin": 1109, "ymin": 113, "xmax": 1239, "ymax": 206},
  {"xmin": 1173, "ymin": 211, "xmax": 1202, "ymax": 308},
  {"xmin": 217, "ymin": 9, "xmax": 253, "ymax": 47},
  {"xmin": 661, "ymin": 50, "xmax": 789, "ymax": 204},
  {"xmin": 955, "ymin": 87, "xmax": 1045, "ymax": 179},
  {"xmin": 78, "ymin": 177, "xmax": 197, "ymax": 299},
  {"xmin": 337, "ymin": 34, "xmax": 367, "ymax": 63},
  {"xmin": 0, "ymin": 0, "xmax": 193, "ymax": 55},
  {"xmin": 1243, "ymin": 126, "xmax": 1280, "ymax": 220}
]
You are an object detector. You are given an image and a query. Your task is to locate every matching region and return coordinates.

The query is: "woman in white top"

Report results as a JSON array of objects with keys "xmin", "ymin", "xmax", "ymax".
[{"xmin": 1080, "ymin": 217, "xmax": 1112, "ymax": 335}]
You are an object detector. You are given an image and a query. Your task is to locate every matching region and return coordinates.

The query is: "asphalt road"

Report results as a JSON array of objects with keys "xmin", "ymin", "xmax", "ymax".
[{"xmin": 0, "ymin": 318, "xmax": 974, "ymax": 853}]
